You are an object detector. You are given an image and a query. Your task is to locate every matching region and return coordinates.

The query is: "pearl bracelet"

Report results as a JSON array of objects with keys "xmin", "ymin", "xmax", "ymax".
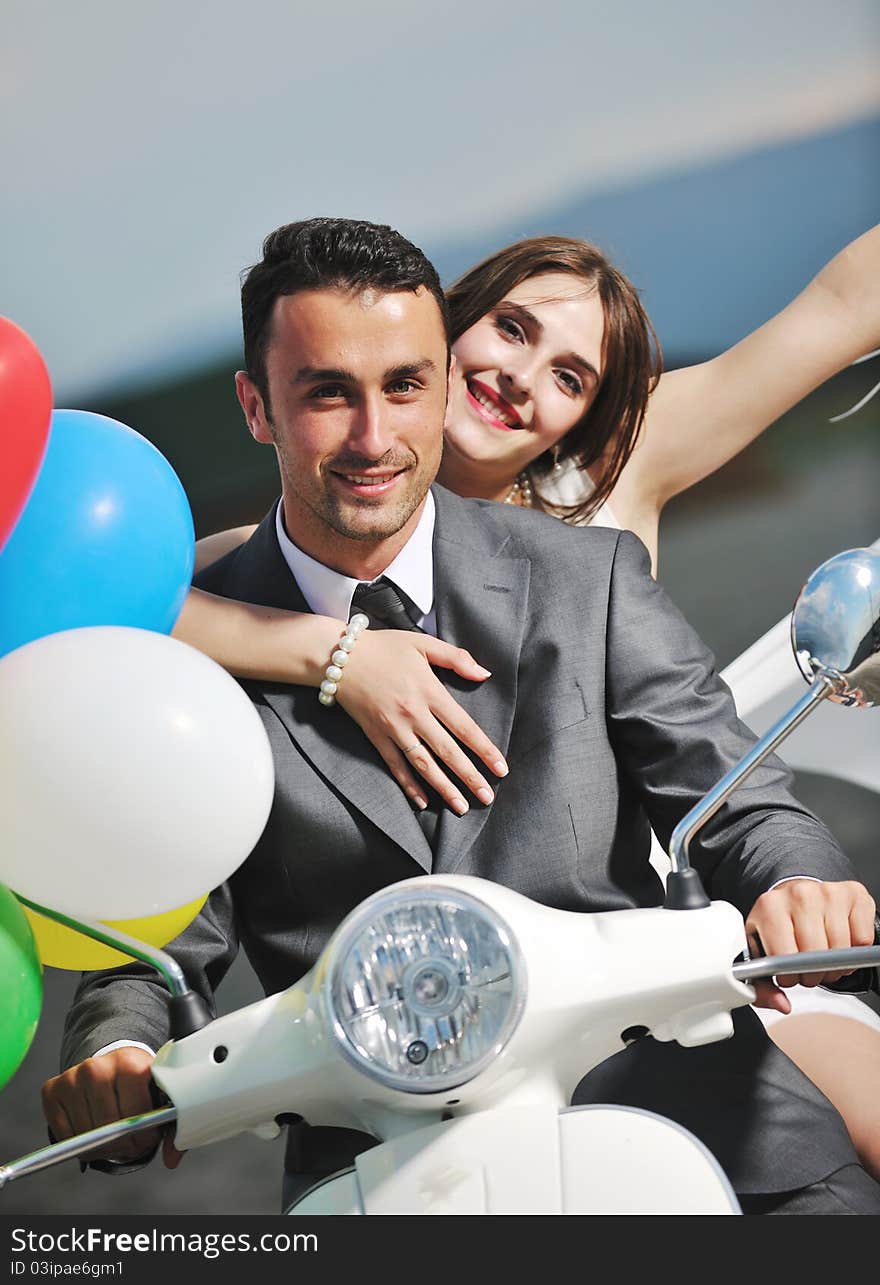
[{"xmin": 317, "ymin": 612, "xmax": 370, "ymax": 706}]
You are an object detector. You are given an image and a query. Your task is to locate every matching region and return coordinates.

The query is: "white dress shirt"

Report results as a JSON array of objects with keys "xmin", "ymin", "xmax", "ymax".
[{"xmin": 275, "ymin": 492, "xmax": 437, "ymax": 635}]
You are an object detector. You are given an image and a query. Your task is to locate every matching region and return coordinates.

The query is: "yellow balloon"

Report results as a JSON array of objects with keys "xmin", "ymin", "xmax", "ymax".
[{"xmin": 23, "ymin": 895, "xmax": 208, "ymax": 970}]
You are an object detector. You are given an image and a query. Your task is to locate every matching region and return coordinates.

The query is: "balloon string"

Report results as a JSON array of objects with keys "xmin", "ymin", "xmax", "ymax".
[
  {"xmin": 830, "ymin": 349, "xmax": 880, "ymax": 423},
  {"xmin": 15, "ymin": 895, "xmax": 188, "ymax": 996}
]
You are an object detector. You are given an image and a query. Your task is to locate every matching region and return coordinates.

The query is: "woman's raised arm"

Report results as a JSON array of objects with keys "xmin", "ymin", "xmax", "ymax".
[{"xmin": 614, "ymin": 223, "xmax": 880, "ymax": 537}]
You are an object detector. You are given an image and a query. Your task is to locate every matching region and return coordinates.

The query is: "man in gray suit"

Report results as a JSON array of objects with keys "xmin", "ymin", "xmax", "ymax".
[{"xmin": 45, "ymin": 218, "xmax": 880, "ymax": 1213}]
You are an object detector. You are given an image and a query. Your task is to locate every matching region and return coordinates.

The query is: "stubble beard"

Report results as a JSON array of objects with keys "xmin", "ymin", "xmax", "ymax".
[
  {"xmin": 279, "ymin": 444, "xmax": 438, "ymax": 545},
  {"xmin": 317, "ymin": 480, "xmax": 426, "ymax": 542}
]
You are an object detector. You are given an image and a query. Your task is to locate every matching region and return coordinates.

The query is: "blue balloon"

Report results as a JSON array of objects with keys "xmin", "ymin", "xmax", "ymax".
[{"xmin": 0, "ymin": 409, "xmax": 194, "ymax": 657}]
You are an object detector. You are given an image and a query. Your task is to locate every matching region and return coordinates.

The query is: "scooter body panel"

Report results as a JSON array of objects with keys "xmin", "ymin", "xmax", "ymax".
[{"xmin": 287, "ymin": 1103, "xmax": 740, "ymax": 1214}]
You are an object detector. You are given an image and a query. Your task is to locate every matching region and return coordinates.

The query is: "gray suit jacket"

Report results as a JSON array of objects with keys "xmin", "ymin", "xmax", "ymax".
[{"xmin": 63, "ymin": 486, "xmax": 859, "ymax": 1194}]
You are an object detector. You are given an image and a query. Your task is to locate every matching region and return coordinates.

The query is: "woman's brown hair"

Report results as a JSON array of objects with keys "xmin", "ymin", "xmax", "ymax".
[{"xmin": 445, "ymin": 236, "xmax": 662, "ymax": 524}]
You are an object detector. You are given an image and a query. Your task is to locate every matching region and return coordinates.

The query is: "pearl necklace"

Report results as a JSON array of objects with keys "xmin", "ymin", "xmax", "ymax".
[{"xmin": 504, "ymin": 471, "xmax": 533, "ymax": 506}]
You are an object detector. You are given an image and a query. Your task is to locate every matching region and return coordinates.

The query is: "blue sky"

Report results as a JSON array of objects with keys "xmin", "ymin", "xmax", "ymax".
[{"xmin": 2, "ymin": 0, "xmax": 879, "ymax": 397}]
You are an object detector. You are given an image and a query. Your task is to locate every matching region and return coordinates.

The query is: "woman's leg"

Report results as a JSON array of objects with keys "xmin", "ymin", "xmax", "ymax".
[{"xmin": 765, "ymin": 1009, "xmax": 880, "ymax": 1181}]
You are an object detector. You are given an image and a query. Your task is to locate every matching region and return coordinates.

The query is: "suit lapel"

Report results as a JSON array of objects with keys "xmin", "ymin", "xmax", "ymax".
[
  {"xmin": 430, "ymin": 489, "xmax": 530, "ymax": 873},
  {"xmin": 261, "ymin": 684, "xmax": 434, "ymax": 872},
  {"xmin": 217, "ymin": 510, "xmax": 432, "ymax": 873}
]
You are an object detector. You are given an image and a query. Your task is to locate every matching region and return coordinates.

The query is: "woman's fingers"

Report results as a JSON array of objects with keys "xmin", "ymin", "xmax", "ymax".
[
  {"xmin": 414, "ymin": 720, "xmax": 498, "ymax": 807},
  {"xmin": 372, "ymin": 736, "xmax": 429, "ymax": 811},
  {"xmin": 396, "ymin": 737, "xmax": 472, "ymax": 816},
  {"xmin": 337, "ymin": 631, "xmax": 509, "ymax": 811},
  {"xmin": 420, "ymin": 637, "xmax": 492, "ymax": 682},
  {"xmin": 387, "ymin": 708, "xmax": 504, "ymax": 814},
  {"xmin": 415, "ymin": 640, "xmax": 508, "ymax": 774},
  {"xmin": 376, "ymin": 733, "xmax": 471, "ymax": 815},
  {"xmin": 430, "ymin": 687, "xmax": 508, "ymax": 778}
]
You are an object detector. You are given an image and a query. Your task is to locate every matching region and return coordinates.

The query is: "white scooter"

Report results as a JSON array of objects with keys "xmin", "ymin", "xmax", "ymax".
[{"xmin": 2, "ymin": 547, "xmax": 879, "ymax": 1215}]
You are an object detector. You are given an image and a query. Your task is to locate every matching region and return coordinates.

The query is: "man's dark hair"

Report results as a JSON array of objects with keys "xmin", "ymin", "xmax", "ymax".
[{"xmin": 241, "ymin": 217, "xmax": 450, "ymax": 409}]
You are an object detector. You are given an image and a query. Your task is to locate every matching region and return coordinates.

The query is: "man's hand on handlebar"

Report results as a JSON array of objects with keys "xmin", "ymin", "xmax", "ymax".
[
  {"xmin": 41, "ymin": 1047, "xmax": 183, "ymax": 1169},
  {"xmin": 745, "ymin": 878, "xmax": 877, "ymax": 1012}
]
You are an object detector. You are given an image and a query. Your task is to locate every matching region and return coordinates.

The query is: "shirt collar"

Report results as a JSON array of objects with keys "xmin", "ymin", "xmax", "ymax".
[{"xmin": 274, "ymin": 491, "xmax": 435, "ymax": 624}]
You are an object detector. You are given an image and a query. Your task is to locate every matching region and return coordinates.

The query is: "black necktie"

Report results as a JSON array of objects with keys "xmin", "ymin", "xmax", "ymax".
[
  {"xmin": 350, "ymin": 577, "xmax": 423, "ymax": 632},
  {"xmin": 349, "ymin": 577, "xmax": 440, "ymax": 846}
]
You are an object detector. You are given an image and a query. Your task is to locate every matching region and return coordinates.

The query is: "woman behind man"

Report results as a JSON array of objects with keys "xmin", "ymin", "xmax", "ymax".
[{"xmin": 179, "ymin": 221, "xmax": 880, "ymax": 1177}]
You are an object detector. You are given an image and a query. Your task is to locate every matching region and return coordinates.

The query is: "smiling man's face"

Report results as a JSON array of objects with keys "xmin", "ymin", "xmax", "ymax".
[{"xmin": 236, "ymin": 285, "xmax": 450, "ymax": 577}]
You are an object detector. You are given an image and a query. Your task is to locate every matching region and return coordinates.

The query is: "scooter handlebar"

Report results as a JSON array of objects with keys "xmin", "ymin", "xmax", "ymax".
[
  {"xmin": 0, "ymin": 1106, "xmax": 178, "ymax": 1189},
  {"xmin": 732, "ymin": 941, "xmax": 880, "ymax": 985}
]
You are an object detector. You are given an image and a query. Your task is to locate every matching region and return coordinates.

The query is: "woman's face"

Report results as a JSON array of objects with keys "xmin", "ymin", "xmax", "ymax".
[{"xmin": 445, "ymin": 272, "xmax": 605, "ymax": 477}]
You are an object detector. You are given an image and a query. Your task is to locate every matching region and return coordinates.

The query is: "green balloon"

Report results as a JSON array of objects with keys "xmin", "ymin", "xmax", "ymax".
[{"xmin": 0, "ymin": 884, "xmax": 42, "ymax": 1091}]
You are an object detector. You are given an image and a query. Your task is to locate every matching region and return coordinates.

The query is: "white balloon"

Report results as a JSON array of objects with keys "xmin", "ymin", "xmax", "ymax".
[{"xmin": 0, "ymin": 626, "xmax": 275, "ymax": 919}]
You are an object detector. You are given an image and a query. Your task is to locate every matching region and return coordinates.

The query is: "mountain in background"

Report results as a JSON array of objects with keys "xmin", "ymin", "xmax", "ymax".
[{"xmin": 93, "ymin": 115, "xmax": 879, "ymax": 530}]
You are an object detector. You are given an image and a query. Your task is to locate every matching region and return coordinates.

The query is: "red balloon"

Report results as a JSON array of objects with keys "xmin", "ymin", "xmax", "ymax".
[{"xmin": 0, "ymin": 318, "xmax": 52, "ymax": 552}]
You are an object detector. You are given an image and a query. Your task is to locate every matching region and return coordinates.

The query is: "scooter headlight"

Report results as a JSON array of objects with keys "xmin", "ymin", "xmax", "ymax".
[{"xmin": 324, "ymin": 885, "xmax": 525, "ymax": 1094}]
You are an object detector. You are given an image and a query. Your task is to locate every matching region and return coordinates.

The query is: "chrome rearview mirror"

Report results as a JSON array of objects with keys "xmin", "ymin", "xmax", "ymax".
[
  {"xmin": 791, "ymin": 547, "xmax": 880, "ymax": 708},
  {"xmin": 665, "ymin": 546, "xmax": 880, "ymax": 909}
]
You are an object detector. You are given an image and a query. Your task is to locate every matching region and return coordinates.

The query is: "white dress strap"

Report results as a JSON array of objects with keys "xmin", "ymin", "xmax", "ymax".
[{"xmin": 534, "ymin": 458, "xmax": 622, "ymax": 530}]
